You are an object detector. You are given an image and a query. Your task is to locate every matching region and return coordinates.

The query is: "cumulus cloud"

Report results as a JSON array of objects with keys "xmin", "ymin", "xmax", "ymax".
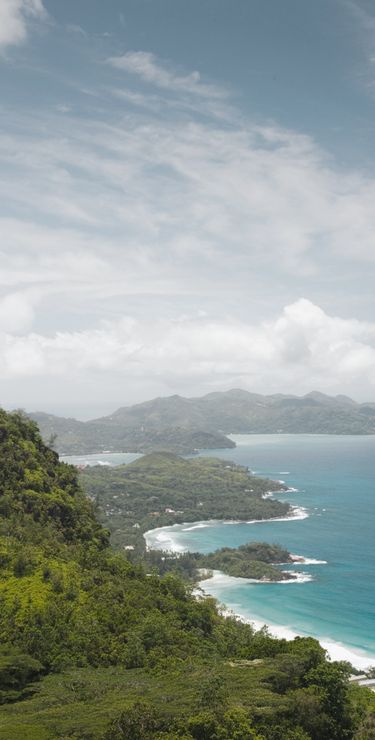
[
  {"xmin": 0, "ymin": 0, "xmax": 45, "ymax": 50},
  {"xmin": 2, "ymin": 300, "xmax": 375, "ymax": 402}
]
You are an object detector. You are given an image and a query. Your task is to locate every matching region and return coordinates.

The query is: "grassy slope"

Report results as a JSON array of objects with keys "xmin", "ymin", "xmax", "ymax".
[{"xmin": 0, "ymin": 661, "xmax": 292, "ymax": 739}]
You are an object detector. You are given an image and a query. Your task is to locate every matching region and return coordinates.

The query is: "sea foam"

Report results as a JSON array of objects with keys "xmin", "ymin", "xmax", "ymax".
[
  {"xmin": 246, "ymin": 506, "xmax": 309, "ymax": 523},
  {"xmin": 290, "ymin": 554, "xmax": 328, "ymax": 565}
]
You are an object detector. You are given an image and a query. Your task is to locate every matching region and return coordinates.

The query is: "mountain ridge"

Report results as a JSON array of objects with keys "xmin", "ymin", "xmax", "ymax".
[{"xmin": 28, "ymin": 388, "xmax": 375, "ymax": 455}]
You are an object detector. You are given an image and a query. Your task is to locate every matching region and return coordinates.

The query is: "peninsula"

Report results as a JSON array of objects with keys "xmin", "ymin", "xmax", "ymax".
[
  {"xmin": 80, "ymin": 451, "xmax": 301, "ymax": 583},
  {"xmin": 80, "ymin": 451, "xmax": 291, "ymax": 555}
]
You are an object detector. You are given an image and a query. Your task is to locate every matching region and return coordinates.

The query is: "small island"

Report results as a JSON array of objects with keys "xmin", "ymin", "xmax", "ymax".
[
  {"xmin": 198, "ymin": 542, "xmax": 296, "ymax": 581},
  {"xmin": 144, "ymin": 540, "xmax": 297, "ymax": 582}
]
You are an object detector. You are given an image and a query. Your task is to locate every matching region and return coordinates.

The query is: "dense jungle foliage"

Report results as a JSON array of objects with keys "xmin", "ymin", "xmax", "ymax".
[{"xmin": 0, "ymin": 409, "xmax": 374, "ymax": 739}]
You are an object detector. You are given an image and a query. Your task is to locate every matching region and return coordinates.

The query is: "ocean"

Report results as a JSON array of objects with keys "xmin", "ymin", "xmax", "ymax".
[
  {"xmin": 144, "ymin": 435, "xmax": 375, "ymax": 669},
  {"xmin": 65, "ymin": 435, "xmax": 375, "ymax": 669}
]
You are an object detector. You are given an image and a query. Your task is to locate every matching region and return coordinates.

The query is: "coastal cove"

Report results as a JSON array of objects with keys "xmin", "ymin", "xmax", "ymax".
[
  {"xmin": 66, "ymin": 434, "xmax": 375, "ymax": 670},
  {"xmin": 143, "ymin": 434, "xmax": 375, "ymax": 670}
]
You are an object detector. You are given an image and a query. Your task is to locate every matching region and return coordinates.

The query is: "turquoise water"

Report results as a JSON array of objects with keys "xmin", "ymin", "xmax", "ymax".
[{"xmin": 145, "ymin": 435, "xmax": 375, "ymax": 667}]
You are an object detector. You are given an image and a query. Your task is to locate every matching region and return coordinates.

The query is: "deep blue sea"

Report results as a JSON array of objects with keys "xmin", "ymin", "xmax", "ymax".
[{"xmin": 65, "ymin": 436, "xmax": 375, "ymax": 668}]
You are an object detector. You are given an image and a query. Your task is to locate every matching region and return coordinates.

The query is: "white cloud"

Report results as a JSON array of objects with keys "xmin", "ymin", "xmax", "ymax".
[
  {"xmin": 2, "ymin": 300, "xmax": 375, "ymax": 402},
  {"xmin": 0, "ymin": 291, "xmax": 35, "ymax": 332},
  {"xmin": 107, "ymin": 50, "xmax": 226, "ymax": 100},
  {"xmin": 0, "ymin": 0, "xmax": 45, "ymax": 50},
  {"xmin": 2, "ymin": 50, "xmax": 375, "ymax": 406},
  {"xmin": 2, "ymin": 106, "xmax": 375, "ymax": 307}
]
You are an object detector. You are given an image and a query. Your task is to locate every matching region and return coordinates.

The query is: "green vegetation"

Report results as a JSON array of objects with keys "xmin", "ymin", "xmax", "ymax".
[
  {"xmin": 1, "ymin": 648, "xmax": 374, "ymax": 739},
  {"xmin": 125, "ymin": 540, "xmax": 295, "ymax": 583},
  {"xmin": 0, "ymin": 408, "xmax": 374, "ymax": 738},
  {"xmin": 30, "ymin": 410, "xmax": 235, "ymax": 455},
  {"xmin": 80, "ymin": 454, "xmax": 297, "ymax": 583},
  {"xmin": 80, "ymin": 451, "xmax": 290, "ymax": 555},
  {"xmin": 134, "ymin": 542, "xmax": 294, "ymax": 583},
  {"xmin": 198, "ymin": 542, "xmax": 295, "ymax": 581},
  {"xmin": 30, "ymin": 389, "xmax": 375, "ymax": 457}
]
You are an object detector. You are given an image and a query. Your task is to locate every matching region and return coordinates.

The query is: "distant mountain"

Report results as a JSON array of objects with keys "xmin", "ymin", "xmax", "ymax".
[
  {"xmin": 29, "ymin": 389, "xmax": 375, "ymax": 454},
  {"xmin": 29, "ymin": 411, "xmax": 235, "ymax": 455}
]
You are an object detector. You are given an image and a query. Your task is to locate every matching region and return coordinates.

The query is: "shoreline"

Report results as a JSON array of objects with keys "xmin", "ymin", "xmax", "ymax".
[
  {"xmin": 144, "ymin": 516, "xmax": 375, "ymax": 671},
  {"xmin": 143, "ymin": 505, "xmax": 309, "ymax": 552},
  {"xmin": 196, "ymin": 570, "xmax": 375, "ymax": 671}
]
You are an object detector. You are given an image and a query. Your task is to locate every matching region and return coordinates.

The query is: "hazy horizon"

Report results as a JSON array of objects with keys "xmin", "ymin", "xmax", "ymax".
[
  {"xmin": 7, "ymin": 386, "xmax": 375, "ymax": 422},
  {"xmin": 2, "ymin": 0, "xmax": 375, "ymax": 414}
]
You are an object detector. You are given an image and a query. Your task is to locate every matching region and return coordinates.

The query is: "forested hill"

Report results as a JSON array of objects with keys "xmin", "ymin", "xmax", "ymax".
[
  {"xmin": 29, "ymin": 410, "xmax": 235, "ymax": 455},
  {"xmin": 1, "ymin": 408, "xmax": 375, "ymax": 738},
  {"xmin": 80, "ymin": 451, "xmax": 290, "ymax": 554},
  {"xmin": 29, "ymin": 389, "xmax": 375, "ymax": 455}
]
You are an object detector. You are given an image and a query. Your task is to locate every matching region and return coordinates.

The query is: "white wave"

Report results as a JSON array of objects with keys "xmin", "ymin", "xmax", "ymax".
[
  {"xmin": 246, "ymin": 505, "xmax": 309, "ymax": 524},
  {"xmin": 279, "ymin": 471, "xmax": 290, "ymax": 475},
  {"xmin": 290, "ymin": 554, "xmax": 327, "ymax": 565},
  {"xmin": 144, "ymin": 506, "xmax": 309, "ymax": 554},
  {"xmin": 319, "ymin": 640, "xmax": 375, "ymax": 671},
  {"xmin": 280, "ymin": 571, "xmax": 314, "ymax": 583},
  {"xmin": 144, "ymin": 528, "xmax": 187, "ymax": 553},
  {"xmin": 290, "ymin": 506, "xmax": 309, "ymax": 520},
  {"xmin": 196, "ymin": 569, "xmax": 312, "ymax": 589},
  {"xmin": 301, "ymin": 558, "xmax": 327, "ymax": 565},
  {"xmin": 196, "ymin": 572, "xmax": 375, "ymax": 670},
  {"xmin": 286, "ymin": 486, "xmax": 299, "ymax": 493}
]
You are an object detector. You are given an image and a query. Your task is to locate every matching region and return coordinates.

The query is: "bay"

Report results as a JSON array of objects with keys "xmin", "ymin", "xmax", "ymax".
[
  {"xmin": 66, "ymin": 435, "xmax": 375, "ymax": 668},
  {"xmin": 145, "ymin": 434, "xmax": 375, "ymax": 668}
]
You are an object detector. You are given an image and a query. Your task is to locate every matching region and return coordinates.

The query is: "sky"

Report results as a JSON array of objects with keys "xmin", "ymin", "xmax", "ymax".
[{"xmin": 1, "ymin": 0, "xmax": 375, "ymax": 417}]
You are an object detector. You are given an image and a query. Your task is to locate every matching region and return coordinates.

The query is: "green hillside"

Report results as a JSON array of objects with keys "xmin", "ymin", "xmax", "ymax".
[
  {"xmin": 80, "ymin": 451, "xmax": 290, "ymax": 554},
  {"xmin": 30, "ymin": 411, "xmax": 235, "ymax": 455},
  {"xmin": 29, "ymin": 389, "xmax": 375, "ymax": 456},
  {"xmin": 0, "ymin": 409, "xmax": 374, "ymax": 739}
]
